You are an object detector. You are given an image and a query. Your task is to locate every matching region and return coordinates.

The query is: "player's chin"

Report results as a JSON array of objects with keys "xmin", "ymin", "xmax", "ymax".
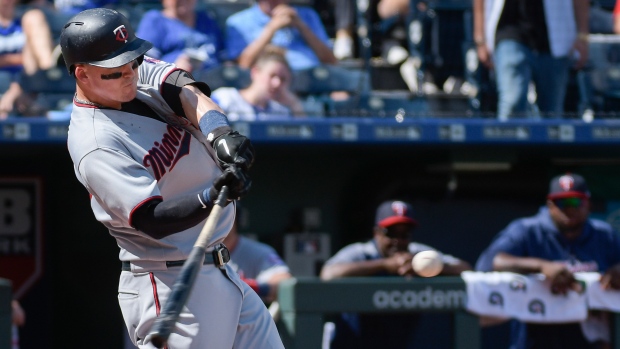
[{"xmin": 120, "ymin": 88, "xmax": 138, "ymax": 102}]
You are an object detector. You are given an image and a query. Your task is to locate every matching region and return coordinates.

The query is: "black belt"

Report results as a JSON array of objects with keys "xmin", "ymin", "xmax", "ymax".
[{"xmin": 121, "ymin": 244, "xmax": 230, "ymax": 271}]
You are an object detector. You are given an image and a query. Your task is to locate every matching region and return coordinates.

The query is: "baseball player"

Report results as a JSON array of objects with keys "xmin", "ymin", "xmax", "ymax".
[
  {"xmin": 223, "ymin": 217, "xmax": 292, "ymax": 303},
  {"xmin": 320, "ymin": 200, "xmax": 472, "ymax": 349},
  {"xmin": 61, "ymin": 8, "xmax": 284, "ymax": 349}
]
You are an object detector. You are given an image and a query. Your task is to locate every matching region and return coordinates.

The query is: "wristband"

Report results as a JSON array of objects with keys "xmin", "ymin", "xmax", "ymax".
[
  {"xmin": 198, "ymin": 110, "xmax": 230, "ymax": 141},
  {"xmin": 200, "ymin": 187, "xmax": 214, "ymax": 208}
]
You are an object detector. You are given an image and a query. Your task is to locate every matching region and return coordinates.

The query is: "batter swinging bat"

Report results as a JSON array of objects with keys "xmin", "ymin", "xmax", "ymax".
[{"xmin": 150, "ymin": 185, "xmax": 230, "ymax": 348}]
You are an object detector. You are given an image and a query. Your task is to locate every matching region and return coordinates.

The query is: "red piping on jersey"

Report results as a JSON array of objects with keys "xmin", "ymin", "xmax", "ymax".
[
  {"xmin": 149, "ymin": 272, "xmax": 169, "ymax": 349},
  {"xmin": 160, "ymin": 68, "xmax": 183, "ymax": 95},
  {"xmin": 150, "ymin": 272, "xmax": 161, "ymax": 316},
  {"xmin": 128, "ymin": 196, "xmax": 163, "ymax": 227}
]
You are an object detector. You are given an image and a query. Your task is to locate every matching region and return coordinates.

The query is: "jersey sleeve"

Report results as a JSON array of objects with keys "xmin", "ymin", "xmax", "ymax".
[
  {"xmin": 138, "ymin": 56, "xmax": 178, "ymax": 91},
  {"xmin": 77, "ymin": 148, "xmax": 161, "ymax": 229},
  {"xmin": 323, "ymin": 243, "xmax": 369, "ymax": 266},
  {"xmin": 255, "ymin": 250, "xmax": 291, "ymax": 284},
  {"xmin": 475, "ymin": 221, "xmax": 529, "ymax": 271}
]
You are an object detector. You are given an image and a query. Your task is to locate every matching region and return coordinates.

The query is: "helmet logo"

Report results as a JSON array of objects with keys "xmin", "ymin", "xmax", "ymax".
[
  {"xmin": 114, "ymin": 25, "xmax": 128, "ymax": 43},
  {"xmin": 559, "ymin": 175, "xmax": 574, "ymax": 191},
  {"xmin": 391, "ymin": 201, "xmax": 407, "ymax": 217}
]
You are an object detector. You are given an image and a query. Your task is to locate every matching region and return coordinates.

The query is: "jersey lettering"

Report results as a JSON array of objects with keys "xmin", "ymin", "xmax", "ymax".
[{"xmin": 143, "ymin": 126, "xmax": 192, "ymax": 180}]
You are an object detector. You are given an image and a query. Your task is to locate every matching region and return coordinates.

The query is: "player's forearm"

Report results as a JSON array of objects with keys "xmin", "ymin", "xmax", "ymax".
[
  {"xmin": 441, "ymin": 260, "xmax": 472, "ymax": 275},
  {"xmin": 492, "ymin": 252, "xmax": 547, "ymax": 274},
  {"xmin": 179, "ymin": 85, "xmax": 224, "ymax": 125},
  {"xmin": 320, "ymin": 260, "xmax": 388, "ymax": 280},
  {"xmin": 132, "ymin": 190, "xmax": 216, "ymax": 239}
]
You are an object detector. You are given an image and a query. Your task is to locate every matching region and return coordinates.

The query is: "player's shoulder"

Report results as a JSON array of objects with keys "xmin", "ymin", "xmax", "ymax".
[{"xmin": 588, "ymin": 217, "xmax": 616, "ymax": 234}]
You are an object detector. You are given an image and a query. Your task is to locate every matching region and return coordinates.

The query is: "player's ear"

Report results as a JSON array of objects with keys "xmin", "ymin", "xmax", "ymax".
[{"xmin": 74, "ymin": 65, "xmax": 89, "ymax": 82}]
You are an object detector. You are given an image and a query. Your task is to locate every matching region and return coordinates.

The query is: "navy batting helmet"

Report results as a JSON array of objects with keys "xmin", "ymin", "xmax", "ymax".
[{"xmin": 60, "ymin": 8, "xmax": 152, "ymax": 74}]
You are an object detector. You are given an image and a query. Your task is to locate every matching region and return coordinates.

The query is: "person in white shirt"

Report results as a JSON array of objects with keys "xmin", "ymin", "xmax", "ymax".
[{"xmin": 211, "ymin": 46, "xmax": 305, "ymax": 121}]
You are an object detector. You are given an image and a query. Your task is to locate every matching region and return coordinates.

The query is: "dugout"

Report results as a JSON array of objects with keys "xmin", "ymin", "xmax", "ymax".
[{"xmin": 2, "ymin": 119, "xmax": 620, "ymax": 348}]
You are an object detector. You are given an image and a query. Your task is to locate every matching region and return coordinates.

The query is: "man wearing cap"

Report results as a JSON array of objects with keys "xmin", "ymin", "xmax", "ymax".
[
  {"xmin": 320, "ymin": 200, "xmax": 471, "ymax": 349},
  {"xmin": 476, "ymin": 173, "xmax": 620, "ymax": 349},
  {"xmin": 61, "ymin": 8, "xmax": 282, "ymax": 349}
]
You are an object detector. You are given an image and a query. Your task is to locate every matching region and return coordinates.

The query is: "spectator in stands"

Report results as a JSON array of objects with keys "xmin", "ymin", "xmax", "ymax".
[
  {"xmin": 320, "ymin": 200, "xmax": 472, "ymax": 349},
  {"xmin": 225, "ymin": 0, "xmax": 337, "ymax": 71},
  {"xmin": 53, "ymin": 0, "xmax": 118, "ymax": 15},
  {"xmin": 0, "ymin": 0, "xmax": 55, "ymax": 118},
  {"xmin": 331, "ymin": 0, "xmax": 356, "ymax": 60},
  {"xmin": 136, "ymin": 0, "xmax": 225, "ymax": 73},
  {"xmin": 475, "ymin": 173, "xmax": 620, "ymax": 349},
  {"xmin": 613, "ymin": 0, "xmax": 620, "ymax": 33},
  {"xmin": 473, "ymin": 0, "xmax": 590, "ymax": 120},
  {"xmin": 12, "ymin": 299, "xmax": 25, "ymax": 349},
  {"xmin": 223, "ymin": 208, "xmax": 292, "ymax": 304},
  {"xmin": 211, "ymin": 46, "xmax": 305, "ymax": 120},
  {"xmin": 589, "ymin": 0, "xmax": 613, "ymax": 34}
]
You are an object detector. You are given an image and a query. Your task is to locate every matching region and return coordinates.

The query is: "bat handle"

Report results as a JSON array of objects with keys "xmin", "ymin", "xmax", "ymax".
[{"xmin": 215, "ymin": 185, "xmax": 229, "ymax": 206}]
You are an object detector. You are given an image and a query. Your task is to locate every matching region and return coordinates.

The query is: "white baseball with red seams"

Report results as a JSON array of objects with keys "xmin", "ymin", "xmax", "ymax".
[{"xmin": 412, "ymin": 250, "xmax": 444, "ymax": 277}]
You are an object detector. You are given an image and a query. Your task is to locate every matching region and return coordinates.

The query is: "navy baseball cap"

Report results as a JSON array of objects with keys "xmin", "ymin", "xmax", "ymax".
[
  {"xmin": 375, "ymin": 200, "xmax": 418, "ymax": 228},
  {"xmin": 547, "ymin": 173, "xmax": 590, "ymax": 200}
]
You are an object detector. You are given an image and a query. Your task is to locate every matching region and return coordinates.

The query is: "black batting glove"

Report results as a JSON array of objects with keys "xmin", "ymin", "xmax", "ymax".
[
  {"xmin": 206, "ymin": 165, "xmax": 252, "ymax": 205},
  {"xmin": 212, "ymin": 131, "xmax": 255, "ymax": 171}
]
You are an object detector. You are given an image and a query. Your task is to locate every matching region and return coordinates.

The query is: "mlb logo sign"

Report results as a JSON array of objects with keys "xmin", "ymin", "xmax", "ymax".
[{"xmin": 0, "ymin": 178, "xmax": 43, "ymax": 298}]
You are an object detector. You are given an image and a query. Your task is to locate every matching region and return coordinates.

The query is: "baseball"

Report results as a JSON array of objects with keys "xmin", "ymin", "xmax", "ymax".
[{"xmin": 412, "ymin": 250, "xmax": 443, "ymax": 277}]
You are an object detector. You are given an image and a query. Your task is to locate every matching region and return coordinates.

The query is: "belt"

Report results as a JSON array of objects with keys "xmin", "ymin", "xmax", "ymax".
[{"xmin": 121, "ymin": 244, "xmax": 230, "ymax": 271}]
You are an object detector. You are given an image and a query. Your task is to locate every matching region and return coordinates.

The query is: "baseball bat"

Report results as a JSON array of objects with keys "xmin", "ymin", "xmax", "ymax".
[{"xmin": 150, "ymin": 185, "xmax": 230, "ymax": 348}]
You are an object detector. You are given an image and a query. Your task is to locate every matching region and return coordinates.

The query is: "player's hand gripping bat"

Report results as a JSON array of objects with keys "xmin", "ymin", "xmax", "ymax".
[{"xmin": 150, "ymin": 186, "xmax": 230, "ymax": 348}]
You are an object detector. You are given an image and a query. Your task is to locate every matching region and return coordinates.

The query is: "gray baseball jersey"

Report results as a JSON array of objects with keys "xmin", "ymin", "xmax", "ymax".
[
  {"xmin": 228, "ymin": 236, "xmax": 290, "ymax": 283},
  {"xmin": 67, "ymin": 57, "xmax": 283, "ymax": 349},
  {"xmin": 324, "ymin": 240, "xmax": 462, "ymax": 268},
  {"xmin": 67, "ymin": 56, "xmax": 235, "ymax": 263}
]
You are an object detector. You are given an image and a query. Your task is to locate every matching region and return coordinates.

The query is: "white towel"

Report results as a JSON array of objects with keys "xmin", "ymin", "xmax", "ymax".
[
  {"xmin": 462, "ymin": 271, "xmax": 588, "ymax": 323},
  {"xmin": 575, "ymin": 272, "xmax": 620, "ymax": 312}
]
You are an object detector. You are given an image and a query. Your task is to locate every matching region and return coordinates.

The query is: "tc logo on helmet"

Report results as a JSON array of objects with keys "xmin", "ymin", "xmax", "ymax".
[
  {"xmin": 114, "ymin": 25, "xmax": 128, "ymax": 43},
  {"xmin": 558, "ymin": 175, "xmax": 575, "ymax": 191}
]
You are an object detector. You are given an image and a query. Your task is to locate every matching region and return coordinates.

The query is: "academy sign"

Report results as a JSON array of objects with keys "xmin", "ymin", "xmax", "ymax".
[{"xmin": 373, "ymin": 286, "xmax": 466, "ymax": 310}]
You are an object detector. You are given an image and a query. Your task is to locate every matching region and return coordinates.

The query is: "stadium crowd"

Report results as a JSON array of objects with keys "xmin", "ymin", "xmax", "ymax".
[{"xmin": 2, "ymin": 0, "xmax": 620, "ymax": 120}]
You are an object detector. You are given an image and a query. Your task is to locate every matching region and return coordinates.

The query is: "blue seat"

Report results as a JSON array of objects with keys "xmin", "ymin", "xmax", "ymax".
[
  {"xmin": 0, "ymin": 71, "xmax": 15, "ymax": 95},
  {"xmin": 292, "ymin": 65, "xmax": 371, "ymax": 95},
  {"xmin": 327, "ymin": 91, "xmax": 429, "ymax": 117},
  {"xmin": 194, "ymin": 64, "xmax": 251, "ymax": 90}
]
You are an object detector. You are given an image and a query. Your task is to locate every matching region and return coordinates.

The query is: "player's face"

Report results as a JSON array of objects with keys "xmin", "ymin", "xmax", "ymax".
[
  {"xmin": 374, "ymin": 223, "xmax": 413, "ymax": 257},
  {"xmin": 253, "ymin": 61, "xmax": 291, "ymax": 99},
  {"xmin": 547, "ymin": 197, "xmax": 590, "ymax": 239},
  {"xmin": 76, "ymin": 60, "xmax": 140, "ymax": 107}
]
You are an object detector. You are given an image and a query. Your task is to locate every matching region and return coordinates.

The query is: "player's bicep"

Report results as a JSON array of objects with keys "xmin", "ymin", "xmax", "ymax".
[{"xmin": 78, "ymin": 149, "xmax": 160, "ymax": 227}]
